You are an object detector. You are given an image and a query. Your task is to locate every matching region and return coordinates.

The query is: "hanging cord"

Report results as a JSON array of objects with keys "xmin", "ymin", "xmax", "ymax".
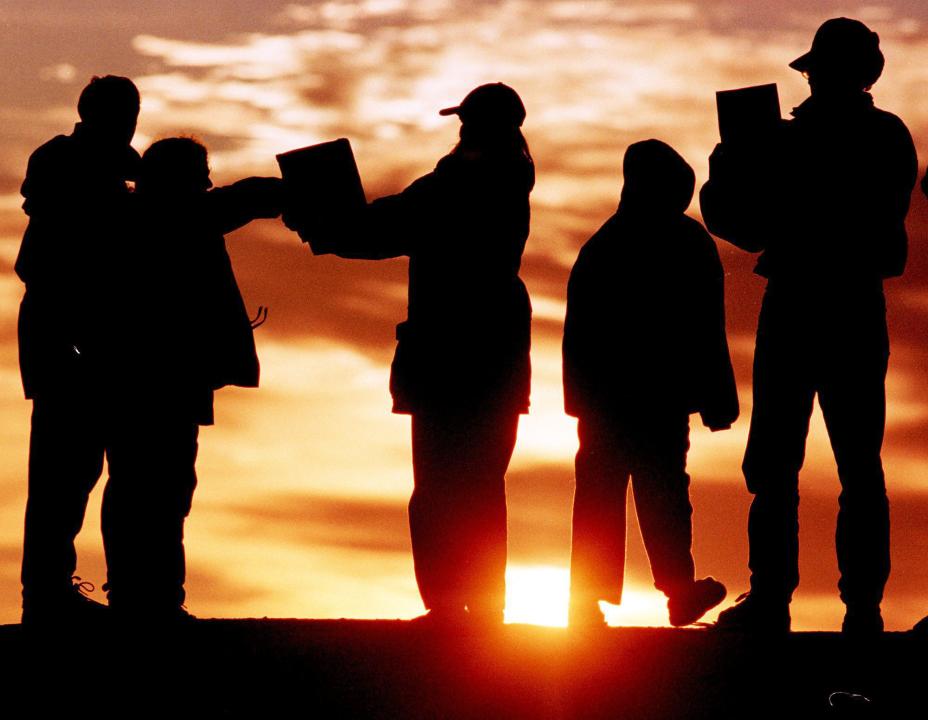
[
  {"xmin": 250, "ymin": 306, "xmax": 269, "ymax": 329},
  {"xmin": 71, "ymin": 576, "xmax": 96, "ymax": 597}
]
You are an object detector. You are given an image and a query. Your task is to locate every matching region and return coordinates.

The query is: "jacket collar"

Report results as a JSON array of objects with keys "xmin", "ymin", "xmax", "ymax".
[{"xmin": 791, "ymin": 91, "xmax": 874, "ymax": 119}]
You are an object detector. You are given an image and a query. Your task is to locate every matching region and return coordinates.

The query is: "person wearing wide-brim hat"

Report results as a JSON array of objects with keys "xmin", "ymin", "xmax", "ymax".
[
  {"xmin": 287, "ymin": 83, "xmax": 534, "ymax": 624},
  {"xmin": 702, "ymin": 18, "xmax": 918, "ymax": 636}
]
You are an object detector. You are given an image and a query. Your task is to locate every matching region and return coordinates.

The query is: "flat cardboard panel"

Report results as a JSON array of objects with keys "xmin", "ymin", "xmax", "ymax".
[
  {"xmin": 716, "ymin": 84, "xmax": 781, "ymax": 144},
  {"xmin": 278, "ymin": 138, "xmax": 367, "ymax": 249}
]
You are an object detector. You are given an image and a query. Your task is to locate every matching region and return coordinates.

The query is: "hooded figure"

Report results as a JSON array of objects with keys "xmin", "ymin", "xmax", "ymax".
[
  {"xmin": 564, "ymin": 139, "xmax": 737, "ymax": 628},
  {"xmin": 287, "ymin": 83, "xmax": 533, "ymax": 623}
]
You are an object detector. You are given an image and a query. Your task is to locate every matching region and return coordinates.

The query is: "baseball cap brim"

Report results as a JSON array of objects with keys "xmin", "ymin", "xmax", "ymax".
[
  {"xmin": 789, "ymin": 51, "xmax": 814, "ymax": 72},
  {"xmin": 438, "ymin": 106, "xmax": 460, "ymax": 116}
]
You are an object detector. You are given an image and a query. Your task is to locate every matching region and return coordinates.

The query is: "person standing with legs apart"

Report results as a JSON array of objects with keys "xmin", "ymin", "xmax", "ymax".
[
  {"xmin": 701, "ymin": 18, "xmax": 917, "ymax": 635},
  {"xmin": 564, "ymin": 140, "xmax": 738, "ymax": 629},
  {"xmin": 285, "ymin": 84, "xmax": 533, "ymax": 625},
  {"xmin": 17, "ymin": 76, "xmax": 140, "ymax": 626}
]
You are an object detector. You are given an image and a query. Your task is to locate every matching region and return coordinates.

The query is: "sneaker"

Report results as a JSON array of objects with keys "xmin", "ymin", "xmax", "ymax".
[
  {"xmin": 667, "ymin": 577, "xmax": 727, "ymax": 627},
  {"xmin": 842, "ymin": 606, "xmax": 883, "ymax": 637},
  {"xmin": 21, "ymin": 576, "xmax": 109, "ymax": 627},
  {"xmin": 713, "ymin": 591, "xmax": 791, "ymax": 633}
]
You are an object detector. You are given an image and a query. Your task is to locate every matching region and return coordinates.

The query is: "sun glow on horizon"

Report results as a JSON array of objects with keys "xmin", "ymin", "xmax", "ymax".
[
  {"xmin": 504, "ymin": 564, "xmax": 673, "ymax": 628},
  {"xmin": 505, "ymin": 564, "xmax": 570, "ymax": 627}
]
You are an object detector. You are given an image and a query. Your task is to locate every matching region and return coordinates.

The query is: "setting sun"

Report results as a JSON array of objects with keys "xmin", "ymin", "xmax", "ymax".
[{"xmin": 504, "ymin": 564, "xmax": 570, "ymax": 627}]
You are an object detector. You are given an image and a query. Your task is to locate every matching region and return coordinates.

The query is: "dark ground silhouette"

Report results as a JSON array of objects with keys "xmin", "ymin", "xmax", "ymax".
[{"xmin": 0, "ymin": 620, "xmax": 923, "ymax": 718}]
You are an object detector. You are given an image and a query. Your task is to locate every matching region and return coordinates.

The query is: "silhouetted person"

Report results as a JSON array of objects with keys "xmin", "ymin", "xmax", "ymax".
[
  {"xmin": 17, "ymin": 76, "xmax": 141, "ymax": 626},
  {"xmin": 99, "ymin": 138, "xmax": 281, "ymax": 621},
  {"xmin": 287, "ymin": 84, "xmax": 533, "ymax": 624},
  {"xmin": 702, "ymin": 18, "xmax": 917, "ymax": 634},
  {"xmin": 563, "ymin": 140, "xmax": 738, "ymax": 628}
]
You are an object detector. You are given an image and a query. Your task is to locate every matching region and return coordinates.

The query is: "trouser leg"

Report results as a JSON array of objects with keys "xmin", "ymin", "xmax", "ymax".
[
  {"xmin": 103, "ymin": 417, "xmax": 199, "ymax": 611},
  {"xmin": 21, "ymin": 395, "xmax": 105, "ymax": 606},
  {"xmin": 742, "ymin": 296, "xmax": 815, "ymax": 603},
  {"xmin": 629, "ymin": 414, "xmax": 695, "ymax": 597},
  {"xmin": 460, "ymin": 413, "xmax": 517, "ymax": 615},
  {"xmin": 570, "ymin": 418, "xmax": 630, "ymax": 606},
  {"xmin": 409, "ymin": 411, "xmax": 517, "ymax": 614},
  {"xmin": 819, "ymin": 317, "xmax": 890, "ymax": 609}
]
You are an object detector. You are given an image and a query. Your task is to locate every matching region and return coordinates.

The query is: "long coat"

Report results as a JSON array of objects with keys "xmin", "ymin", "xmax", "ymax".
[{"xmin": 108, "ymin": 181, "xmax": 270, "ymax": 425}]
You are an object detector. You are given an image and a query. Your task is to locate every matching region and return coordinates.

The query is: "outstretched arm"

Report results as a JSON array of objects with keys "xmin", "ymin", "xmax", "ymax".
[
  {"xmin": 286, "ymin": 171, "xmax": 438, "ymax": 260},
  {"xmin": 205, "ymin": 177, "xmax": 284, "ymax": 235}
]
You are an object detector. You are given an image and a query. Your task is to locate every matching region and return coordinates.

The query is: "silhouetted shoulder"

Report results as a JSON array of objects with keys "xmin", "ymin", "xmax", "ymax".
[
  {"xmin": 870, "ymin": 106, "xmax": 913, "ymax": 134},
  {"xmin": 572, "ymin": 214, "xmax": 621, "ymax": 263},
  {"xmin": 678, "ymin": 215, "xmax": 724, "ymax": 268},
  {"xmin": 21, "ymin": 135, "xmax": 75, "ymax": 207},
  {"xmin": 25, "ymin": 134, "xmax": 72, "ymax": 167},
  {"xmin": 872, "ymin": 107, "xmax": 918, "ymax": 167}
]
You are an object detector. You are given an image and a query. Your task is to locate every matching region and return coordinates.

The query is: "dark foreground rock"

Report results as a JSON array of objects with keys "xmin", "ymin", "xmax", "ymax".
[{"xmin": 0, "ymin": 619, "xmax": 923, "ymax": 718}]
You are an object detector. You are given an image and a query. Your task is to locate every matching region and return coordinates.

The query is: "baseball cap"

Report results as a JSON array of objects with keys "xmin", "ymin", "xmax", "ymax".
[{"xmin": 439, "ymin": 83, "xmax": 526, "ymax": 127}]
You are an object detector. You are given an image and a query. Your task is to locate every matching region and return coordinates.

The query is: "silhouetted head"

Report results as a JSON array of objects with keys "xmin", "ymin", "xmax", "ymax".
[
  {"xmin": 441, "ymin": 83, "xmax": 534, "ymax": 186},
  {"xmin": 77, "ymin": 75, "xmax": 140, "ymax": 146},
  {"xmin": 790, "ymin": 18, "xmax": 884, "ymax": 94},
  {"xmin": 440, "ymin": 83, "xmax": 526, "ymax": 129},
  {"xmin": 619, "ymin": 140, "xmax": 695, "ymax": 216},
  {"xmin": 138, "ymin": 138, "xmax": 212, "ymax": 196}
]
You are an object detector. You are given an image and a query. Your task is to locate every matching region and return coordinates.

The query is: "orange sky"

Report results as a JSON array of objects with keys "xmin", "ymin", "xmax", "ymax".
[{"xmin": 2, "ymin": 0, "xmax": 928, "ymax": 629}]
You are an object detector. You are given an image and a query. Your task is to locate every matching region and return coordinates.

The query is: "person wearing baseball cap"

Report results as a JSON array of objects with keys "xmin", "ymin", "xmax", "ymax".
[
  {"xmin": 439, "ymin": 82, "xmax": 527, "ymax": 128},
  {"xmin": 704, "ymin": 18, "xmax": 917, "ymax": 636},
  {"xmin": 287, "ymin": 84, "xmax": 534, "ymax": 625}
]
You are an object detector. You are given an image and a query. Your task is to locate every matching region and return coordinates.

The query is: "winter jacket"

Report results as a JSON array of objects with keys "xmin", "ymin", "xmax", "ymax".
[
  {"xmin": 108, "ymin": 180, "xmax": 275, "ymax": 424},
  {"xmin": 563, "ymin": 210, "xmax": 739, "ymax": 429},
  {"xmin": 700, "ymin": 92, "xmax": 917, "ymax": 289},
  {"xmin": 16, "ymin": 124, "xmax": 140, "ymax": 399},
  {"xmin": 306, "ymin": 152, "xmax": 533, "ymax": 415}
]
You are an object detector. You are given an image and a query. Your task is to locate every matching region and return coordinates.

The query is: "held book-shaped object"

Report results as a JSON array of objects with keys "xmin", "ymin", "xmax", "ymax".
[
  {"xmin": 716, "ymin": 84, "xmax": 781, "ymax": 144},
  {"xmin": 277, "ymin": 138, "xmax": 367, "ymax": 253}
]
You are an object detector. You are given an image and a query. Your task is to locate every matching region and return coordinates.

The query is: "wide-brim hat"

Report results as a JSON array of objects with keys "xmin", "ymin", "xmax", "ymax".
[
  {"xmin": 789, "ymin": 17, "xmax": 882, "ymax": 74},
  {"xmin": 439, "ymin": 83, "xmax": 526, "ymax": 127}
]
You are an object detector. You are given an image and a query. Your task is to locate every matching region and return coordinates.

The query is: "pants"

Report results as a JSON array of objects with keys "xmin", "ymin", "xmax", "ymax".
[
  {"xmin": 21, "ymin": 391, "xmax": 199, "ymax": 612},
  {"xmin": 570, "ymin": 413, "xmax": 696, "ymax": 606},
  {"xmin": 103, "ymin": 414, "xmax": 199, "ymax": 611},
  {"xmin": 743, "ymin": 287, "xmax": 890, "ymax": 607},
  {"xmin": 21, "ymin": 392, "xmax": 106, "ymax": 605},
  {"xmin": 409, "ymin": 410, "xmax": 519, "ymax": 614}
]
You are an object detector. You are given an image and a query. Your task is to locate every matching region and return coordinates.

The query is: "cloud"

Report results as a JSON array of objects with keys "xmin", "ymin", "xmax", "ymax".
[{"xmin": 221, "ymin": 493, "xmax": 412, "ymax": 554}]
